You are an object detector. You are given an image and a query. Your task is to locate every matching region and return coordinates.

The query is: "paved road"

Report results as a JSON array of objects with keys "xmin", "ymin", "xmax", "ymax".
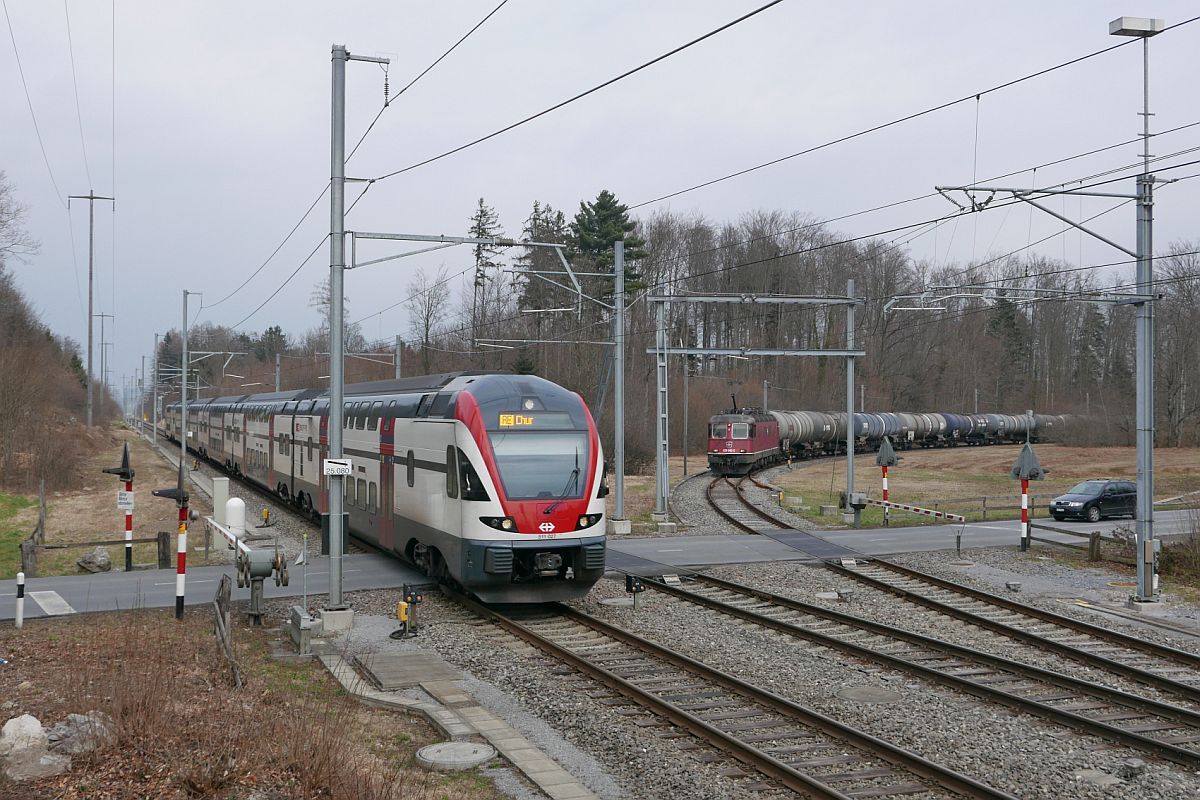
[
  {"xmin": 0, "ymin": 553, "xmax": 424, "ymax": 622},
  {"xmin": 3, "ymin": 511, "xmax": 1192, "ymax": 621}
]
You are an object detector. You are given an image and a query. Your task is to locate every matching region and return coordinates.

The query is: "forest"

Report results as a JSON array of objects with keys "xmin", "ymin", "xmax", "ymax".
[
  {"xmin": 2, "ymin": 170, "xmax": 1197, "ymax": 489},
  {"xmin": 147, "ymin": 190, "xmax": 1200, "ymax": 468}
]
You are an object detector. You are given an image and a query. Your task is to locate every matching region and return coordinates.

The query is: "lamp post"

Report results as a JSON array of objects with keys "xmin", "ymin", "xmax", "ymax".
[{"xmin": 1110, "ymin": 15, "xmax": 1163, "ymax": 604}]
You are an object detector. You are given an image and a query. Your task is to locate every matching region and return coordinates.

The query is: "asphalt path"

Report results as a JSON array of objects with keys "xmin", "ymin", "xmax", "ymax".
[{"xmin": 3, "ymin": 511, "xmax": 1193, "ymax": 621}]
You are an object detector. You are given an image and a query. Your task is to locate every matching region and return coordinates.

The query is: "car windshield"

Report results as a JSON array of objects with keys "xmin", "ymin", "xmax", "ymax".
[
  {"xmin": 489, "ymin": 432, "xmax": 589, "ymax": 500},
  {"xmin": 1067, "ymin": 480, "xmax": 1107, "ymax": 495}
]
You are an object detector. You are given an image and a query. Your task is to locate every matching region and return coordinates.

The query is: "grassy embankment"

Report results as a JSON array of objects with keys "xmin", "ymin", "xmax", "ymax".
[{"xmin": 0, "ymin": 492, "xmax": 36, "ymax": 577}]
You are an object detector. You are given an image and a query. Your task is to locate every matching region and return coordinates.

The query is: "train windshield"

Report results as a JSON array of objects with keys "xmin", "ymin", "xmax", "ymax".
[
  {"xmin": 489, "ymin": 432, "xmax": 589, "ymax": 500},
  {"xmin": 710, "ymin": 423, "xmax": 727, "ymax": 438},
  {"xmin": 730, "ymin": 423, "xmax": 750, "ymax": 439}
]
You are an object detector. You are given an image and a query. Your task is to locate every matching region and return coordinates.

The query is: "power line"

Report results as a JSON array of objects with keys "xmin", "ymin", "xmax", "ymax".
[
  {"xmin": 203, "ymin": 183, "xmax": 330, "ymax": 309},
  {"xmin": 62, "ymin": 0, "xmax": 92, "ymax": 187},
  {"xmin": 628, "ymin": 15, "xmax": 1200, "ymax": 211},
  {"xmin": 3, "ymin": 0, "xmax": 66, "ymax": 206},
  {"xmin": 347, "ymin": 0, "xmax": 511, "ymax": 162},
  {"xmin": 370, "ymin": 0, "xmax": 788, "ymax": 183},
  {"xmin": 212, "ymin": 5, "xmax": 511, "ymax": 319}
]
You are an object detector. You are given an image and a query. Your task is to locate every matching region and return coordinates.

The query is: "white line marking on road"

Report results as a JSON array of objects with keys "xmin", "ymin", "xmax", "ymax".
[{"xmin": 29, "ymin": 591, "xmax": 75, "ymax": 616}]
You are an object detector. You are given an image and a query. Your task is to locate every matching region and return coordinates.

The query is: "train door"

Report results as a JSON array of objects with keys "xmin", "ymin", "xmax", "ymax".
[{"xmin": 284, "ymin": 401, "xmax": 297, "ymax": 499}]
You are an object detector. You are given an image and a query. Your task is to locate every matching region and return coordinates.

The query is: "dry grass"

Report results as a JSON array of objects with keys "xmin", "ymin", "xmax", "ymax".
[
  {"xmin": 4, "ymin": 427, "xmax": 217, "ymax": 579},
  {"xmin": 0, "ymin": 609, "xmax": 504, "ymax": 800},
  {"xmin": 764, "ymin": 444, "xmax": 1200, "ymax": 527}
]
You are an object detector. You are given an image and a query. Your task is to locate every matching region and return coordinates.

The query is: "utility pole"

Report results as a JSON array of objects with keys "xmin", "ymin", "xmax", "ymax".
[
  {"xmin": 395, "ymin": 335, "xmax": 402, "ymax": 379},
  {"xmin": 275, "ymin": 353, "xmax": 282, "ymax": 391},
  {"xmin": 846, "ymin": 278, "xmax": 859, "ymax": 527},
  {"xmin": 152, "ymin": 334, "xmax": 160, "ymax": 445},
  {"xmin": 68, "ymin": 190, "xmax": 115, "ymax": 428},
  {"xmin": 328, "ymin": 45, "xmax": 389, "ymax": 610},
  {"xmin": 97, "ymin": 313, "xmax": 114, "ymax": 423},
  {"xmin": 613, "ymin": 241, "xmax": 626, "ymax": 529}
]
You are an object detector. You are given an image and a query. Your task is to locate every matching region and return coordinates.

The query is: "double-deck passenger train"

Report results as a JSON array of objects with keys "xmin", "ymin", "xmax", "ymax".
[
  {"xmin": 708, "ymin": 407, "xmax": 1068, "ymax": 476},
  {"xmin": 162, "ymin": 372, "xmax": 607, "ymax": 602}
]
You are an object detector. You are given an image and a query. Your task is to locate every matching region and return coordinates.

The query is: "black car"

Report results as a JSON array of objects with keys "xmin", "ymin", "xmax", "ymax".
[{"xmin": 1049, "ymin": 479, "xmax": 1136, "ymax": 522}]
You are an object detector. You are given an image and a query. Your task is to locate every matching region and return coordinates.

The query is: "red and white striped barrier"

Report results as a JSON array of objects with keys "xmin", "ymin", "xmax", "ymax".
[
  {"xmin": 176, "ymin": 503, "xmax": 188, "ymax": 620},
  {"xmin": 881, "ymin": 466, "xmax": 890, "ymax": 526},
  {"xmin": 860, "ymin": 496, "xmax": 966, "ymax": 523},
  {"xmin": 1020, "ymin": 478, "xmax": 1030, "ymax": 552},
  {"xmin": 15, "ymin": 572, "xmax": 24, "ymax": 629},
  {"xmin": 124, "ymin": 478, "xmax": 133, "ymax": 572}
]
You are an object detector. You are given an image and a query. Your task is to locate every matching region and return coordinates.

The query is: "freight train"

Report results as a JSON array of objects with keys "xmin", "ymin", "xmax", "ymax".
[
  {"xmin": 161, "ymin": 372, "xmax": 607, "ymax": 603},
  {"xmin": 707, "ymin": 408, "xmax": 1066, "ymax": 476}
]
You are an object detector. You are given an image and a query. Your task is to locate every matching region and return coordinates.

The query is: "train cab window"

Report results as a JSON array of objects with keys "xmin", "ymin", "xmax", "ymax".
[
  {"xmin": 368, "ymin": 482, "xmax": 377, "ymax": 514},
  {"xmin": 356, "ymin": 478, "xmax": 367, "ymax": 509},
  {"xmin": 368, "ymin": 401, "xmax": 383, "ymax": 431},
  {"xmin": 457, "ymin": 448, "xmax": 490, "ymax": 501},
  {"xmin": 710, "ymin": 423, "xmax": 727, "ymax": 438},
  {"xmin": 445, "ymin": 446, "xmax": 458, "ymax": 499},
  {"xmin": 731, "ymin": 423, "xmax": 750, "ymax": 439},
  {"xmin": 406, "ymin": 450, "xmax": 415, "ymax": 488}
]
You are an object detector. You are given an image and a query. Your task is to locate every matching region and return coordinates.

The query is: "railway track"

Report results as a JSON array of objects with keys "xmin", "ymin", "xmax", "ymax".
[
  {"xmin": 449, "ymin": 589, "xmax": 1014, "ymax": 799},
  {"xmin": 704, "ymin": 466, "xmax": 1200, "ymax": 710},
  {"xmin": 708, "ymin": 475, "xmax": 792, "ymax": 534},
  {"xmin": 828, "ymin": 559, "xmax": 1200, "ymax": 706},
  {"xmin": 643, "ymin": 572, "xmax": 1200, "ymax": 767}
]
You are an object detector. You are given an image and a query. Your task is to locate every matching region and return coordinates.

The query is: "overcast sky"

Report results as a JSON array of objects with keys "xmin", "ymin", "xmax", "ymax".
[{"xmin": 3, "ymin": 1, "xmax": 1198, "ymax": 399}]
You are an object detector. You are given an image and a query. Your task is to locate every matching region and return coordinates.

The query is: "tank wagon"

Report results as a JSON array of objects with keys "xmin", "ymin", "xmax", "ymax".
[
  {"xmin": 708, "ymin": 407, "xmax": 1068, "ymax": 476},
  {"xmin": 162, "ymin": 372, "xmax": 607, "ymax": 603}
]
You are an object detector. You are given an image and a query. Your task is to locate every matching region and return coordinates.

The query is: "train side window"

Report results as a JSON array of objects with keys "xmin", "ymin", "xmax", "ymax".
[
  {"xmin": 457, "ymin": 448, "xmax": 490, "ymax": 501},
  {"xmin": 406, "ymin": 450, "xmax": 415, "ymax": 488},
  {"xmin": 731, "ymin": 423, "xmax": 750, "ymax": 439},
  {"xmin": 357, "ymin": 478, "xmax": 367, "ymax": 509},
  {"xmin": 369, "ymin": 482, "xmax": 378, "ymax": 513},
  {"xmin": 355, "ymin": 403, "xmax": 366, "ymax": 430},
  {"xmin": 344, "ymin": 402, "xmax": 352, "ymax": 428},
  {"xmin": 445, "ymin": 446, "xmax": 458, "ymax": 499},
  {"xmin": 307, "ymin": 437, "xmax": 314, "ymax": 462},
  {"xmin": 368, "ymin": 401, "xmax": 382, "ymax": 431}
]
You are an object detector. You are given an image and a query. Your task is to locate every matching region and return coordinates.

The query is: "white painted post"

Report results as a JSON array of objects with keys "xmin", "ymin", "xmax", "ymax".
[{"xmin": 15, "ymin": 572, "xmax": 24, "ymax": 629}]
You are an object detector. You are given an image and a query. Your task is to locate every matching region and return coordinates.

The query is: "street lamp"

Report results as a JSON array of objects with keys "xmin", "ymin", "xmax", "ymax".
[{"xmin": 1110, "ymin": 15, "xmax": 1164, "ymax": 605}]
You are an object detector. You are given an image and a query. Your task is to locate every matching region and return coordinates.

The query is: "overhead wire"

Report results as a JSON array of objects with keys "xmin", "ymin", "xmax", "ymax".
[
  {"xmin": 214, "ymin": 0, "xmax": 513, "ymax": 323},
  {"xmin": 62, "ymin": 0, "xmax": 92, "ymax": 187},
  {"xmin": 370, "ymin": 0, "xmax": 787, "ymax": 183},
  {"xmin": 628, "ymin": 15, "xmax": 1200, "ymax": 210},
  {"xmin": 3, "ymin": 0, "xmax": 66, "ymax": 206}
]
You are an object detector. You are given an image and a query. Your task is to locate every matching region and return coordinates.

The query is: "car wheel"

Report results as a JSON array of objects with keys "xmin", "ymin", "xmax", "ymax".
[
  {"xmin": 1086, "ymin": 505, "xmax": 1101, "ymax": 523},
  {"xmin": 1052, "ymin": 515, "xmax": 1065, "ymax": 522}
]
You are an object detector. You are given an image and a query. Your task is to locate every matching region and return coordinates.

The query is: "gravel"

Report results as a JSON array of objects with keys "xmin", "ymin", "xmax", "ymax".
[{"xmin": 190, "ymin": 437, "xmax": 1200, "ymax": 799}]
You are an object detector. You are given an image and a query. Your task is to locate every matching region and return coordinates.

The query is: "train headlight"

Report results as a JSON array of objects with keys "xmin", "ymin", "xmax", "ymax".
[
  {"xmin": 575, "ymin": 514, "xmax": 602, "ymax": 530},
  {"xmin": 480, "ymin": 516, "xmax": 516, "ymax": 531}
]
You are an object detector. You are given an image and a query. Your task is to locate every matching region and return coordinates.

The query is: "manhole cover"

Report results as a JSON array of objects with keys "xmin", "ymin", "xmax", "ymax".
[
  {"xmin": 417, "ymin": 742, "xmax": 496, "ymax": 772},
  {"xmin": 835, "ymin": 686, "xmax": 904, "ymax": 705},
  {"xmin": 600, "ymin": 597, "xmax": 635, "ymax": 607}
]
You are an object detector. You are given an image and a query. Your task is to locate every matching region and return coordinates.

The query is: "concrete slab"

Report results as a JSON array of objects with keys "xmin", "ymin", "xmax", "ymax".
[{"xmin": 355, "ymin": 651, "xmax": 462, "ymax": 690}]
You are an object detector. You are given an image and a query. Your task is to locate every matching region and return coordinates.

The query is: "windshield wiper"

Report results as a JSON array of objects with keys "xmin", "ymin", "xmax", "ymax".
[{"xmin": 545, "ymin": 449, "xmax": 580, "ymax": 514}]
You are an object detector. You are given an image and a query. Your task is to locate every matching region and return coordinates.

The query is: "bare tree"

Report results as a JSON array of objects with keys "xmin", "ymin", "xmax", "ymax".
[
  {"xmin": 0, "ymin": 172, "xmax": 38, "ymax": 262},
  {"xmin": 406, "ymin": 266, "xmax": 451, "ymax": 374}
]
